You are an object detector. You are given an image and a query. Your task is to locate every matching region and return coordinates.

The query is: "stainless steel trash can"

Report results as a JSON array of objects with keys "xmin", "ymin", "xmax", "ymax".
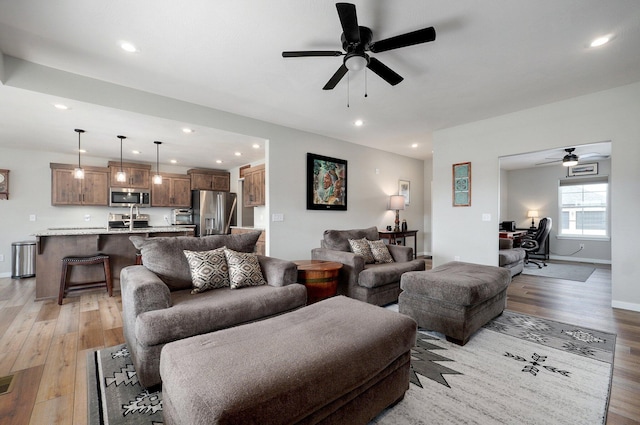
[{"xmin": 11, "ymin": 241, "xmax": 36, "ymax": 278}]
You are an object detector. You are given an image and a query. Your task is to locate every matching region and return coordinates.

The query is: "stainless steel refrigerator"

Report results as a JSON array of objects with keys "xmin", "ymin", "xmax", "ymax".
[{"xmin": 192, "ymin": 191, "xmax": 237, "ymax": 236}]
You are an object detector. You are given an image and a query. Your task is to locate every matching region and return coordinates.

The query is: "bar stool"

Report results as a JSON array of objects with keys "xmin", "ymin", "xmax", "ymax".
[{"xmin": 58, "ymin": 254, "xmax": 112, "ymax": 305}]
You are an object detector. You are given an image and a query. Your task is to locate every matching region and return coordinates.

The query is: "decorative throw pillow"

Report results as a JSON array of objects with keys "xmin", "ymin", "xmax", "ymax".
[
  {"xmin": 367, "ymin": 239, "xmax": 394, "ymax": 264},
  {"xmin": 183, "ymin": 247, "xmax": 229, "ymax": 294},
  {"xmin": 348, "ymin": 238, "xmax": 376, "ymax": 264},
  {"xmin": 224, "ymin": 249, "xmax": 267, "ymax": 289}
]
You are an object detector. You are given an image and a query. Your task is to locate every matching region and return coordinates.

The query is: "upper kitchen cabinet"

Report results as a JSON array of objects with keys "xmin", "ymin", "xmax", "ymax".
[
  {"xmin": 51, "ymin": 163, "xmax": 109, "ymax": 206},
  {"xmin": 187, "ymin": 169, "xmax": 230, "ymax": 192},
  {"xmin": 108, "ymin": 161, "xmax": 151, "ymax": 189},
  {"xmin": 151, "ymin": 173, "xmax": 192, "ymax": 207},
  {"xmin": 243, "ymin": 164, "xmax": 265, "ymax": 207}
]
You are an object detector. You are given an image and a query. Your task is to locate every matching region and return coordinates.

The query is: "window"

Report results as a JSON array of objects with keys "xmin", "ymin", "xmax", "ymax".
[{"xmin": 558, "ymin": 177, "xmax": 608, "ymax": 237}]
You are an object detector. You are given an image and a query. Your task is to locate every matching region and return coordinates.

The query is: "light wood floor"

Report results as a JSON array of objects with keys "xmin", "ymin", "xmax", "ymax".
[{"xmin": 0, "ymin": 261, "xmax": 638, "ymax": 424}]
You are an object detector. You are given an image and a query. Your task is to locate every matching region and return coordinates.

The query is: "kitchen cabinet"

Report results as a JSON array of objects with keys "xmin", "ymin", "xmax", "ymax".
[
  {"xmin": 51, "ymin": 163, "xmax": 109, "ymax": 206},
  {"xmin": 108, "ymin": 161, "xmax": 151, "ymax": 189},
  {"xmin": 187, "ymin": 169, "xmax": 230, "ymax": 191},
  {"xmin": 243, "ymin": 164, "xmax": 265, "ymax": 207},
  {"xmin": 151, "ymin": 173, "xmax": 192, "ymax": 207}
]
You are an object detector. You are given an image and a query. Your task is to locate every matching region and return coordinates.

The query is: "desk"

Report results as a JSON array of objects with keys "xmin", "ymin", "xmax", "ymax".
[
  {"xmin": 378, "ymin": 230, "xmax": 418, "ymax": 259},
  {"xmin": 499, "ymin": 230, "xmax": 528, "ymax": 247},
  {"xmin": 293, "ymin": 260, "xmax": 343, "ymax": 304}
]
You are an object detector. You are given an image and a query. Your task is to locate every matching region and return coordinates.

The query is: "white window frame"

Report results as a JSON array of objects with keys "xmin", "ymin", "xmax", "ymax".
[{"xmin": 558, "ymin": 177, "xmax": 609, "ymax": 239}]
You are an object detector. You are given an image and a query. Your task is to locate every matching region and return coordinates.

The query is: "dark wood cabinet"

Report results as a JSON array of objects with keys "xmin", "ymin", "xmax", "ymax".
[
  {"xmin": 243, "ymin": 164, "xmax": 265, "ymax": 207},
  {"xmin": 188, "ymin": 169, "xmax": 230, "ymax": 191},
  {"xmin": 151, "ymin": 173, "xmax": 192, "ymax": 207},
  {"xmin": 51, "ymin": 163, "xmax": 109, "ymax": 206},
  {"xmin": 108, "ymin": 161, "xmax": 151, "ymax": 189}
]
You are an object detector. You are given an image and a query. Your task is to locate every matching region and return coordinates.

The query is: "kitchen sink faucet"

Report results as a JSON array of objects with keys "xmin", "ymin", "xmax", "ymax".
[{"xmin": 129, "ymin": 203, "xmax": 139, "ymax": 230}]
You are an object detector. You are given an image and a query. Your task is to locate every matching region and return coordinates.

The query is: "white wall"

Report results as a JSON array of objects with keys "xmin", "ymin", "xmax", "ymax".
[{"xmin": 432, "ymin": 82, "xmax": 640, "ymax": 311}]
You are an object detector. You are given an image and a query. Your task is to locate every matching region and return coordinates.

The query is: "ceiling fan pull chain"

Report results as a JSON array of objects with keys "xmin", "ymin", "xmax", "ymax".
[
  {"xmin": 364, "ymin": 68, "xmax": 368, "ymax": 98},
  {"xmin": 347, "ymin": 71, "xmax": 350, "ymax": 108}
]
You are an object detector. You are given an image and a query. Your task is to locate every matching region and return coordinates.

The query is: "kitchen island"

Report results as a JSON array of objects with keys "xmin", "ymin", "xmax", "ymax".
[{"xmin": 33, "ymin": 226, "xmax": 195, "ymax": 301}]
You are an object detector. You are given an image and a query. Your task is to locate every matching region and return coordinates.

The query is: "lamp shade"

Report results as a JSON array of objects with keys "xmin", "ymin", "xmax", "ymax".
[
  {"xmin": 527, "ymin": 210, "xmax": 539, "ymax": 219},
  {"xmin": 389, "ymin": 195, "xmax": 406, "ymax": 211}
]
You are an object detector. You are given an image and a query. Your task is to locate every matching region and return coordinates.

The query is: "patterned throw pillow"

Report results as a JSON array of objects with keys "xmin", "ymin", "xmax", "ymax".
[
  {"xmin": 183, "ymin": 247, "xmax": 229, "ymax": 294},
  {"xmin": 367, "ymin": 239, "xmax": 395, "ymax": 264},
  {"xmin": 224, "ymin": 249, "xmax": 267, "ymax": 289},
  {"xmin": 348, "ymin": 238, "xmax": 376, "ymax": 264}
]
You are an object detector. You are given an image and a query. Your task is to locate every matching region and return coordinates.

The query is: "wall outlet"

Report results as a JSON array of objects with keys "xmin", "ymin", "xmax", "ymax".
[
  {"xmin": 454, "ymin": 256, "xmax": 461, "ymax": 261},
  {"xmin": 29, "ymin": 214, "xmax": 36, "ymax": 221},
  {"xmin": 0, "ymin": 254, "xmax": 4, "ymax": 262},
  {"xmin": 84, "ymin": 214, "xmax": 91, "ymax": 221},
  {"xmin": 579, "ymin": 243, "xmax": 585, "ymax": 249}
]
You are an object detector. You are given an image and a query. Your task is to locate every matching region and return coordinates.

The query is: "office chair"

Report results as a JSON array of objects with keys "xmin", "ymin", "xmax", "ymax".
[{"xmin": 521, "ymin": 217, "xmax": 552, "ymax": 268}]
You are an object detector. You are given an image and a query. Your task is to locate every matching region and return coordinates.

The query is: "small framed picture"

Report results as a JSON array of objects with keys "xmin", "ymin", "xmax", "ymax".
[
  {"xmin": 452, "ymin": 162, "xmax": 471, "ymax": 207},
  {"xmin": 568, "ymin": 162, "xmax": 598, "ymax": 177},
  {"xmin": 398, "ymin": 180, "xmax": 410, "ymax": 205}
]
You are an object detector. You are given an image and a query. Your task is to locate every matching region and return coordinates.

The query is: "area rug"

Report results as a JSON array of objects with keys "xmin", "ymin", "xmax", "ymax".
[
  {"xmin": 88, "ymin": 310, "xmax": 615, "ymax": 425},
  {"xmin": 521, "ymin": 261, "xmax": 596, "ymax": 282}
]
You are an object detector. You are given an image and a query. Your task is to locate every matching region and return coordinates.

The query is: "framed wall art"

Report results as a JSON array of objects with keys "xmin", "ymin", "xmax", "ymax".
[
  {"xmin": 452, "ymin": 162, "xmax": 471, "ymax": 207},
  {"xmin": 306, "ymin": 153, "xmax": 347, "ymax": 210},
  {"xmin": 568, "ymin": 162, "xmax": 598, "ymax": 177},
  {"xmin": 398, "ymin": 179, "xmax": 410, "ymax": 205}
]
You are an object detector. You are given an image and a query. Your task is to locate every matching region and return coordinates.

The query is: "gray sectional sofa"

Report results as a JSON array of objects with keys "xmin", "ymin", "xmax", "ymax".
[
  {"xmin": 121, "ymin": 232, "xmax": 307, "ymax": 388},
  {"xmin": 498, "ymin": 238, "xmax": 526, "ymax": 277}
]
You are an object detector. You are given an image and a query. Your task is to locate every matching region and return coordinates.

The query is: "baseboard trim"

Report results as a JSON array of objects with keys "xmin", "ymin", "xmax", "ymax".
[
  {"xmin": 549, "ymin": 255, "xmax": 611, "ymax": 265},
  {"xmin": 611, "ymin": 300, "xmax": 640, "ymax": 313},
  {"xmin": 0, "ymin": 272, "xmax": 11, "ymax": 278}
]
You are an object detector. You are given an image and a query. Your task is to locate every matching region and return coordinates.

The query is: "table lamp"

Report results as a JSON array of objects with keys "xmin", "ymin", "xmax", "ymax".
[
  {"xmin": 527, "ymin": 210, "xmax": 539, "ymax": 230},
  {"xmin": 389, "ymin": 195, "xmax": 406, "ymax": 232}
]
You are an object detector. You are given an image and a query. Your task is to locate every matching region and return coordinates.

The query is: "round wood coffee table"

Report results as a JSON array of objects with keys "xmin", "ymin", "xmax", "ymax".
[{"xmin": 293, "ymin": 260, "xmax": 343, "ymax": 304}]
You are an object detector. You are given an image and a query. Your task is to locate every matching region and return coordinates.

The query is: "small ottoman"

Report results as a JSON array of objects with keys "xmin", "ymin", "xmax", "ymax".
[
  {"xmin": 399, "ymin": 261, "xmax": 511, "ymax": 345},
  {"xmin": 160, "ymin": 296, "xmax": 416, "ymax": 425}
]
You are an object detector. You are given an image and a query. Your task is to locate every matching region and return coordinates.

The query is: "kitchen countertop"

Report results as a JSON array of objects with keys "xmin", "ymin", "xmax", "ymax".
[{"xmin": 33, "ymin": 225, "xmax": 196, "ymax": 237}]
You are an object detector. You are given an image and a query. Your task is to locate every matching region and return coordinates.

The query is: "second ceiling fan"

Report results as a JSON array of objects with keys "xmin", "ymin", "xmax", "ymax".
[{"xmin": 282, "ymin": 2, "xmax": 436, "ymax": 90}]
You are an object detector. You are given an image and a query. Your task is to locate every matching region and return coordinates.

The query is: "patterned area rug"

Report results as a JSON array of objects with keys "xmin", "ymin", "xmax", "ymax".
[{"xmin": 88, "ymin": 310, "xmax": 615, "ymax": 425}]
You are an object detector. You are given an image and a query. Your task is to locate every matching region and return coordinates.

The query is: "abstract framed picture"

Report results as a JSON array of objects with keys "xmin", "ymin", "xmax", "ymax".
[
  {"xmin": 399, "ymin": 179, "xmax": 410, "ymax": 205},
  {"xmin": 452, "ymin": 162, "xmax": 471, "ymax": 207},
  {"xmin": 306, "ymin": 153, "xmax": 347, "ymax": 210}
]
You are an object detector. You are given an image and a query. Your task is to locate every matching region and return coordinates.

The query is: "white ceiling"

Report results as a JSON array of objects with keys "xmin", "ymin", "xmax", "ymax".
[{"xmin": 0, "ymin": 0, "xmax": 639, "ymax": 170}]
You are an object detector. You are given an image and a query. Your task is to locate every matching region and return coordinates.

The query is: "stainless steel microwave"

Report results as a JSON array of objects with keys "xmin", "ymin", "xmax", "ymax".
[{"xmin": 109, "ymin": 188, "xmax": 150, "ymax": 207}]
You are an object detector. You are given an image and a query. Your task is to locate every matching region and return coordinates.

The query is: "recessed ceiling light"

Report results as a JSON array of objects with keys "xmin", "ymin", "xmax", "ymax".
[
  {"xmin": 182, "ymin": 128, "xmax": 194, "ymax": 134},
  {"xmin": 235, "ymin": 152, "xmax": 242, "ymax": 156},
  {"xmin": 170, "ymin": 159, "xmax": 177, "ymax": 164},
  {"xmin": 354, "ymin": 119, "xmax": 364, "ymax": 127},
  {"xmin": 79, "ymin": 149, "xmax": 87, "ymax": 153},
  {"xmin": 53, "ymin": 103, "xmax": 69, "ymax": 110},
  {"xmin": 216, "ymin": 160, "xmax": 223, "ymax": 164},
  {"xmin": 252, "ymin": 144, "xmax": 260, "ymax": 149},
  {"xmin": 120, "ymin": 41, "xmax": 138, "ymax": 53},
  {"xmin": 132, "ymin": 150, "xmax": 141, "ymax": 155},
  {"xmin": 590, "ymin": 35, "xmax": 611, "ymax": 48},
  {"xmin": 411, "ymin": 143, "xmax": 419, "ymax": 148}
]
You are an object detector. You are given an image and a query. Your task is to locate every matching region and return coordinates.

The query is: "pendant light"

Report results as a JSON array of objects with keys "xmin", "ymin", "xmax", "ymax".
[
  {"xmin": 153, "ymin": 141, "xmax": 162, "ymax": 185},
  {"xmin": 116, "ymin": 135, "xmax": 127, "ymax": 183},
  {"xmin": 73, "ymin": 129, "xmax": 85, "ymax": 179}
]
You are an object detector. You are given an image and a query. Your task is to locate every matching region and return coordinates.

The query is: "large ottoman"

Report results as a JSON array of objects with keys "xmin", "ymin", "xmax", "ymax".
[
  {"xmin": 160, "ymin": 296, "xmax": 417, "ymax": 425},
  {"xmin": 399, "ymin": 261, "xmax": 511, "ymax": 345}
]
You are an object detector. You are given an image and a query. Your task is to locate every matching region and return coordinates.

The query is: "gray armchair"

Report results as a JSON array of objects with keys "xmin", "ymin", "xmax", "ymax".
[
  {"xmin": 121, "ymin": 232, "xmax": 307, "ymax": 388},
  {"xmin": 311, "ymin": 226, "xmax": 425, "ymax": 306}
]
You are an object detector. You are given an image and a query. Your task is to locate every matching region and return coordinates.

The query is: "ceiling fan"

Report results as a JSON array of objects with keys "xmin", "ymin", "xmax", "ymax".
[
  {"xmin": 536, "ymin": 147, "xmax": 610, "ymax": 167},
  {"xmin": 282, "ymin": 2, "xmax": 436, "ymax": 90}
]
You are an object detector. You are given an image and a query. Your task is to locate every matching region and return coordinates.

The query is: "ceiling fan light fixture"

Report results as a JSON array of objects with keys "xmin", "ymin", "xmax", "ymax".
[
  {"xmin": 562, "ymin": 154, "xmax": 579, "ymax": 167},
  {"xmin": 345, "ymin": 54, "xmax": 367, "ymax": 71}
]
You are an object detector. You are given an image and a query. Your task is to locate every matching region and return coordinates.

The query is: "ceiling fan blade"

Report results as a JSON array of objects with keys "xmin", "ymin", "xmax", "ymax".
[
  {"xmin": 323, "ymin": 64, "xmax": 349, "ymax": 90},
  {"xmin": 336, "ymin": 3, "xmax": 360, "ymax": 44},
  {"xmin": 580, "ymin": 152, "xmax": 610, "ymax": 160},
  {"xmin": 370, "ymin": 27, "xmax": 436, "ymax": 53},
  {"xmin": 536, "ymin": 159, "xmax": 562, "ymax": 166},
  {"xmin": 367, "ymin": 57, "xmax": 403, "ymax": 86},
  {"xmin": 282, "ymin": 51, "xmax": 344, "ymax": 58}
]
